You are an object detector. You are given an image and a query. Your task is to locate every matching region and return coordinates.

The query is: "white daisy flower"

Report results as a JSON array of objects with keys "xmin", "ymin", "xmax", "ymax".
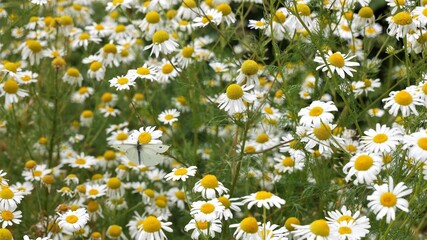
[
  {"xmin": 386, "ymin": 11, "xmax": 416, "ymax": 39},
  {"xmin": 164, "ymin": 166, "xmax": 197, "ymax": 181},
  {"xmin": 273, "ymin": 150, "xmax": 305, "ymax": 174},
  {"xmin": 292, "ymin": 219, "xmax": 333, "ymax": 239},
  {"xmin": 216, "ymin": 195, "xmax": 242, "ymax": 220},
  {"xmin": 217, "ymin": 84, "xmax": 256, "ymax": 115},
  {"xmin": 0, "ymin": 78, "xmax": 29, "ymax": 107},
  {"xmin": 193, "ymin": 9, "xmax": 223, "ymax": 28},
  {"xmin": 343, "ymin": 152, "xmax": 382, "ymax": 185},
  {"xmin": 0, "ymin": 208, "xmax": 22, "ymax": 228},
  {"xmin": 367, "ymin": 177, "xmax": 412, "ymax": 223},
  {"xmin": 326, "ymin": 205, "xmax": 371, "ymax": 235},
  {"xmin": 404, "ymin": 129, "xmax": 427, "ymax": 163},
  {"xmin": 298, "ymin": 100, "xmax": 338, "ymax": 126},
  {"xmin": 368, "ymin": 108, "xmax": 385, "ymax": 118},
  {"xmin": 314, "ymin": 50, "xmax": 360, "ymax": 79},
  {"xmin": 248, "ymin": 18, "xmax": 267, "ymax": 30},
  {"xmin": 190, "ymin": 199, "xmax": 225, "ymax": 222},
  {"xmin": 193, "ymin": 174, "xmax": 229, "ymax": 199},
  {"xmin": 236, "ymin": 60, "xmax": 260, "ymax": 86},
  {"xmin": 57, "ymin": 208, "xmax": 89, "ymax": 232},
  {"xmin": 360, "ymin": 124, "xmax": 402, "ymax": 154},
  {"xmin": 158, "ymin": 109, "xmax": 180, "ymax": 126},
  {"xmin": 241, "ymin": 190, "xmax": 285, "ymax": 209},
  {"xmin": 382, "ymin": 87, "xmax": 423, "ymax": 117},
  {"xmin": 85, "ymin": 184, "xmax": 107, "ymax": 199},
  {"xmin": 303, "ymin": 123, "xmax": 345, "ymax": 154},
  {"xmin": 109, "ymin": 75, "xmax": 136, "ymax": 91},
  {"xmin": 184, "ymin": 219, "xmax": 222, "ymax": 240},
  {"xmin": 144, "ymin": 30, "xmax": 179, "ymax": 58},
  {"xmin": 128, "ymin": 126, "xmax": 163, "ymax": 145},
  {"xmin": 136, "ymin": 215, "xmax": 173, "ymax": 240},
  {"xmin": 259, "ymin": 221, "xmax": 289, "ymax": 240},
  {"xmin": 127, "ymin": 63, "xmax": 158, "ymax": 82},
  {"xmin": 19, "ymin": 39, "xmax": 44, "ymax": 65},
  {"xmin": 230, "ymin": 216, "xmax": 261, "ymax": 240},
  {"xmin": 63, "ymin": 67, "xmax": 84, "ymax": 86}
]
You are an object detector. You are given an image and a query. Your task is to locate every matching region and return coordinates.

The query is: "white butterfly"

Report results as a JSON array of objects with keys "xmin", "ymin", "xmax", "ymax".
[{"xmin": 112, "ymin": 142, "xmax": 170, "ymax": 166}]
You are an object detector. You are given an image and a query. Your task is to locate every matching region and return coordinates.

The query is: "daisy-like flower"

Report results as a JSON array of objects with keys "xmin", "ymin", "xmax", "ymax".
[
  {"xmin": 158, "ymin": 109, "xmax": 180, "ymax": 126},
  {"xmin": 136, "ymin": 215, "xmax": 173, "ymax": 240},
  {"xmin": 184, "ymin": 219, "xmax": 222, "ymax": 240},
  {"xmin": 156, "ymin": 59, "xmax": 180, "ymax": 83},
  {"xmin": 248, "ymin": 18, "xmax": 267, "ymax": 30},
  {"xmin": 314, "ymin": 50, "xmax": 360, "ymax": 78},
  {"xmin": 236, "ymin": 60, "xmax": 260, "ymax": 85},
  {"xmin": 106, "ymin": 177, "xmax": 125, "ymax": 199},
  {"xmin": 128, "ymin": 126, "xmax": 163, "ymax": 145},
  {"xmin": 216, "ymin": 195, "xmax": 242, "ymax": 220},
  {"xmin": 385, "ymin": 0, "xmax": 412, "ymax": 14},
  {"xmin": 71, "ymin": 86, "xmax": 94, "ymax": 103},
  {"xmin": 273, "ymin": 151, "xmax": 305, "ymax": 174},
  {"xmin": 386, "ymin": 11, "xmax": 416, "ymax": 39},
  {"xmin": 0, "ymin": 185, "xmax": 24, "ymax": 210},
  {"xmin": 106, "ymin": 224, "xmax": 127, "ymax": 240},
  {"xmin": 259, "ymin": 222, "xmax": 289, "ymax": 240},
  {"xmin": 326, "ymin": 206, "xmax": 370, "ymax": 234},
  {"xmin": 368, "ymin": 108, "xmax": 385, "ymax": 118},
  {"xmin": 303, "ymin": 123, "xmax": 344, "ymax": 154},
  {"xmin": 298, "ymin": 100, "xmax": 338, "ymax": 126},
  {"xmin": 99, "ymin": 106, "xmax": 121, "ymax": 118},
  {"xmin": 360, "ymin": 124, "xmax": 402, "ymax": 154},
  {"xmin": 404, "ymin": 129, "xmax": 427, "ymax": 163},
  {"xmin": 65, "ymin": 153, "xmax": 96, "ymax": 169},
  {"xmin": 216, "ymin": 3, "xmax": 236, "ymax": 25},
  {"xmin": 330, "ymin": 220, "xmax": 370, "ymax": 240},
  {"xmin": 217, "ymin": 84, "xmax": 256, "ymax": 115},
  {"xmin": 136, "ymin": 11, "xmax": 162, "ymax": 37},
  {"xmin": 0, "ymin": 78, "xmax": 29, "ymax": 107},
  {"xmin": 343, "ymin": 152, "xmax": 382, "ymax": 185},
  {"xmin": 144, "ymin": 30, "xmax": 179, "ymax": 58},
  {"xmin": 367, "ymin": 177, "xmax": 412, "ymax": 223},
  {"xmin": 11, "ymin": 182, "xmax": 33, "ymax": 196},
  {"xmin": 190, "ymin": 199, "xmax": 225, "ymax": 222},
  {"xmin": 63, "ymin": 67, "xmax": 84, "ymax": 86},
  {"xmin": 127, "ymin": 63, "xmax": 158, "ymax": 82},
  {"xmin": 85, "ymin": 184, "xmax": 107, "ymax": 199},
  {"xmin": 230, "ymin": 216, "xmax": 260, "ymax": 240},
  {"xmin": 109, "ymin": 75, "xmax": 136, "ymax": 91},
  {"xmin": 241, "ymin": 190, "xmax": 285, "ymax": 209},
  {"xmin": 193, "ymin": 9, "xmax": 223, "ymax": 28},
  {"xmin": 382, "ymin": 87, "xmax": 423, "ymax": 116},
  {"xmin": 22, "ymin": 164, "xmax": 51, "ymax": 182},
  {"xmin": 16, "ymin": 70, "xmax": 38, "ymax": 85},
  {"xmin": 57, "ymin": 208, "xmax": 89, "ymax": 232},
  {"xmin": 164, "ymin": 166, "xmax": 197, "ymax": 181},
  {"xmin": 362, "ymin": 23, "xmax": 383, "ymax": 38},
  {"xmin": 352, "ymin": 78, "xmax": 381, "ymax": 96},
  {"xmin": 193, "ymin": 174, "xmax": 229, "ymax": 199},
  {"xmin": 293, "ymin": 219, "xmax": 333, "ymax": 239},
  {"xmin": 20, "ymin": 39, "xmax": 44, "ymax": 65},
  {"xmin": 0, "ymin": 208, "xmax": 22, "ymax": 228},
  {"xmin": 174, "ymin": 46, "xmax": 195, "ymax": 68}
]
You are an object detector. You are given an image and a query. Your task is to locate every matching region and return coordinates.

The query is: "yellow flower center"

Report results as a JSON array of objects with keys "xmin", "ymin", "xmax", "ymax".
[
  {"xmin": 341, "ymin": 24, "xmax": 350, "ymax": 31},
  {"xmin": 115, "ymin": 24, "xmax": 126, "ymax": 33},
  {"xmin": 144, "ymin": 189, "xmax": 155, "ymax": 198},
  {"xmin": 104, "ymin": 150, "xmax": 116, "ymax": 160},
  {"xmin": 66, "ymin": 67, "xmax": 80, "ymax": 77},
  {"xmin": 78, "ymin": 32, "xmax": 90, "ymax": 40},
  {"xmin": 138, "ymin": 132, "xmax": 152, "ymax": 144},
  {"xmin": 75, "ymin": 158, "xmax": 86, "ymax": 165},
  {"xmin": 354, "ymin": 155, "xmax": 373, "ymax": 171},
  {"xmin": 107, "ymin": 177, "xmax": 121, "ymax": 189},
  {"xmin": 392, "ymin": 12, "xmax": 412, "ymax": 26},
  {"xmin": 282, "ymin": 157, "xmax": 295, "ymax": 167},
  {"xmin": 226, "ymin": 84, "xmax": 244, "ymax": 100},
  {"xmin": 383, "ymin": 154, "xmax": 393, "ymax": 164},
  {"xmin": 296, "ymin": 3, "xmax": 311, "ymax": 16},
  {"xmin": 256, "ymin": 133, "xmax": 269, "ymax": 143},
  {"xmin": 394, "ymin": 90, "xmax": 413, "ymax": 106},
  {"xmin": 87, "ymin": 200, "xmax": 99, "ymax": 212},
  {"xmin": 142, "ymin": 216, "xmax": 162, "ymax": 232},
  {"xmin": 0, "ymin": 228, "xmax": 13, "ymax": 240},
  {"xmin": 264, "ymin": 107, "xmax": 273, "ymax": 114},
  {"xmin": 217, "ymin": 196, "xmax": 231, "ymax": 208},
  {"xmin": 256, "ymin": 21, "xmax": 265, "ymax": 27},
  {"xmin": 146, "ymin": 11, "xmax": 160, "ymax": 24},
  {"xmin": 241, "ymin": 60, "xmax": 259, "ymax": 75},
  {"xmin": 182, "ymin": 46, "xmax": 194, "ymax": 58},
  {"xmin": 33, "ymin": 170, "xmax": 42, "ymax": 177},
  {"xmin": 116, "ymin": 132, "xmax": 128, "ymax": 141},
  {"xmin": 338, "ymin": 226, "xmax": 352, "ymax": 235},
  {"xmin": 245, "ymin": 146, "xmax": 256, "ymax": 153},
  {"xmin": 182, "ymin": 0, "xmax": 197, "ymax": 8},
  {"xmin": 107, "ymin": 225, "xmax": 122, "ymax": 237},
  {"xmin": 103, "ymin": 43, "xmax": 117, "ymax": 54},
  {"xmin": 65, "ymin": 215, "xmax": 78, "ymax": 224},
  {"xmin": 395, "ymin": 0, "xmax": 405, "ymax": 5},
  {"xmin": 174, "ymin": 168, "xmax": 188, "ymax": 176},
  {"xmin": 175, "ymin": 191, "xmax": 185, "ymax": 200},
  {"xmin": 164, "ymin": 114, "xmax": 174, "ymax": 120},
  {"xmin": 117, "ymin": 77, "xmax": 129, "ymax": 85},
  {"xmin": 162, "ymin": 63, "xmax": 174, "ymax": 74},
  {"xmin": 216, "ymin": 3, "xmax": 232, "ymax": 16},
  {"xmin": 102, "ymin": 92, "xmax": 113, "ymax": 102},
  {"xmin": 200, "ymin": 203, "xmax": 215, "ymax": 214},
  {"xmin": 309, "ymin": 106, "xmax": 324, "ymax": 116},
  {"xmin": 4, "ymin": 62, "xmax": 18, "ymax": 73},
  {"xmin": 418, "ymin": 138, "xmax": 427, "ymax": 150},
  {"xmin": 337, "ymin": 215, "xmax": 354, "ymax": 223},
  {"xmin": 152, "ymin": 30, "xmax": 169, "ymax": 44},
  {"xmin": 136, "ymin": 67, "xmax": 150, "ymax": 75},
  {"xmin": 3, "ymin": 79, "xmax": 19, "ymax": 94},
  {"xmin": 59, "ymin": 15, "xmax": 73, "ymax": 26},
  {"xmin": 89, "ymin": 61, "xmax": 102, "ymax": 72},
  {"xmin": 81, "ymin": 110, "xmax": 93, "ymax": 118},
  {"xmin": 200, "ymin": 174, "xmax": 219, "ymax": 188},
  {"xmin": 26, "ymin": 39, "xmax": 42, "ymax": 53},
  {"xmin": 88, "ymin": 189, "xmax": 99, "ymax": 196},
  {"xmin": 255, "ymin": 191, "xmax": 272, "ymax": 200},
  {"xmin": 155, "ymin": 199, "xmax": 167, "ymax": 208},
  {"xmin": 358, "ymin": 7, "xmax": 374, "ymax": 18},
  {"xmin": 1, "ymin": 210, "xmax": 13, "ymax": 221},
  {"xmin": 273, "ymin": 11, "xmax": 286, "ymax": 23},
  {"xmin": 78, "ymin": 87, "xmax": 88, "ymax": 94},
  {"xmin": 196, "ymin": 221, "xmax": 209, "ymax": 230},
  {"xmin": 344, "ymin": 11, "xmax": 353, "ymax": 20},
  {"xmin": 0, "ymin": 187, "xmax": 14, "ymax": 199},
  {"xmin": 240, "ymin": 217, "xmax": 258, "ymax": 233},
  {"xmin": 346, "ymin": 144, "xmax": 357, "ymax": 153},
  {"xmin": 380, "ymin": 192, "xmax": 397, "ymax": 207},
  {"xmin": 285, "ymin": 217, "xmax": 300, "ymax": 231},
  {"xmin": 310, "ymin": 219, "xmax": 330, "ymax": 236},
  {"xmin": 167, "ymin": 9, "xmax": 177, "ymax": 19},
  {"xmin": 328, "ymin": 53, "xmax": 345, "ymax": 68},
  {"xmin": 201, "ymin": 15, "xmax": 213, "ymax": 24},
  {"xmin": 373, "ymin": 133, "xmax": 388, "ymax": 143},
  {"xmin": 313, "ymin": 124, "xmax": 332, "ymax": 140}
]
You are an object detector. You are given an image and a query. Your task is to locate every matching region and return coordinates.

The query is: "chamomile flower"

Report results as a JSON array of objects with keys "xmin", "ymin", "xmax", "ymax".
[
  {"xmin": 343, "ymin": 152, "xmax": 382, "ymax": 185},
  {"xmin": 193, "ymin": 174, "xmax": 229, "ymax": 199},
  {"xmin": 385, "ymin": 0, "xmax": 413, "ymax": 14},
  {"xmin": 236, "ymin": 60, "xmax": 260, "ymax": 85},
  {"xmin": 16, "ymin": 70, "xmax": 38, "ymax": 85},
  {"xmin": 331, "ymin": 220, "xmax": 370, "ymax": 240},
  {"xmin": 352, "ymin": 78, "xmax": 381, "ymax": 96},
  {"xmin": 144, "ymin": 30, "xmax": 179, "ymax": 58},
  {"xmin": 314, "ymin": 51, "xmax": 360, "ymax": 78},
  {"xmin": 248, "ymin": 18, "xmax": 267, "ymax": 30},
  {"xmin": 20, "ymin": 39, "xmax": 44, "ymax": 65},
  {"xmin": 386, "ymin": 11, "xmax": 416, "ymax": 39},
  {"xmin": 190, "ymin": 199, "xmax": 225, "ymax": 222},
  {"xmin": 0, "ymin": 78, "xmax": 29, "ymax": 107},
  {"xmin": 298, "ymin": 100, "xmax": 338, "ymax": 126},
  {"xmin": 362, "ymin": 23, "xmax": 383, "ymax": 38},
  {"xmin": 361, "ymin": 124, "xmax": 402, "ymax": 154},
  {"xmin": 136, "ymin": 215, "xmax": 173, "ymax": 240},
  {"xmin": 193, "ymin": 9, "xmax": 223, "ymax": 28},
  {"xmin": 216, "ymin": 195, "xmax": 242, "ymax": 220},
  {"xmin": 382, "ymin": 88, "xmax": 423, "ymax": 116},
  {"xmin": 273, "ymin": 151, "xmax": 305, "ymax": 174},
  {"xmin": 106, "ymin": 224, "xmax": 127, "ymax": 240},
  {"xmin": 109, "ymin": 75, "xmax": 136, "ymax": 91},
  {"xmin": 63, "ymin": 67, "xmax": 84, "ymax": 86},
  {"xmin": 99, "ymin": 106, "xmax": 121, "ymax": 117},
  {"xmin": 241, "ymin": 190, "xmax": 285, "ymax": 209},
  {"xmin": 184, "ymin": 219, "xmax": 222, "ymax": 240},
  {"xmin": 156, "ymin": 59, "xmax": 180, "ymax": 83},
  {"xmin": 85, "ymin": 184, "xmax": 107, "ymax": 199},
  {"xmin": 404, "ymin": 129, "xmax": 427, "ymax": 163},
  {"xmin": 216, "ymin": 3, "xmax": 236, "ymax": 25},
  {"xmin": 176, "ymin": 0, "xmax": 200, "ymax": 19},
  {"xmin": 0, "ymin": 208, "xmax": 22, "ymax": 228},
  {"xmin": 158, "ymin": 109, "xmax": 180, "ymax": 126},
  {"xmin": 65, "ymin": 152, "xmax": 96, "ymax": 169},
  {"xmin": 367, "ymin": 177, "xmax": 412, "ymax": 223},
  {"xmin": 129, "ymin": 126, "xmax": 163, "ymax": 145},
  {"xmin": 368, "ymin": 108, "xmax": 385, "ymax": 117},
  {"xmin": 137, "ymin": 11, "xmax": 163, "ymax": 37},
  {"xmin": 230, "ymin": 216, "xmax": 261, "ymax": 240},
  {"xmin": 217, "ymin": 84, "xmax": 256, "ymax": 115},
  {"xmin": 292, "ymin": 219, "xmax": 333, "ymax": 239},
  {"xmin": 303, "ymin": 123, "xmax": 344, "ymax": 154},
  {"xmin": 57, "ymin": 208, "xmax": 89, "ymax": 232},
  {"xmin": 164, "ymin": 166, "xmax": 197, "ymax": 181},
  {"xmin": 174, "ymin": 46, "xmax": 195, "ymax": 68},
  {"xmin": 259, "ymin": 222, "xmax": 289, "ymax": 240},
  {"xmin": 127, "ymin": 63, "xmax": 158, "ymax": 82},
  {"xmin": 71, "ymin": 86, "xmax": 94, "ymax": 103}
]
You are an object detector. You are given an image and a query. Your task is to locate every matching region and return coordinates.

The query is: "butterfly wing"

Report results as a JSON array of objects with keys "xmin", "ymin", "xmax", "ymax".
[
  {"xmin": 111, "ymin": 144, "xmax": 141, "ymax": 165},
  {"xmin": 140, "ymin": 144, "xmax": 170, "ymax": 166}
]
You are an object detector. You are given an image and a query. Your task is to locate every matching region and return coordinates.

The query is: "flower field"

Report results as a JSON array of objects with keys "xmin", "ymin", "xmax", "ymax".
[{"xmin": 1, "ymin": 0, "xmax": 427, "ymax": 239}]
